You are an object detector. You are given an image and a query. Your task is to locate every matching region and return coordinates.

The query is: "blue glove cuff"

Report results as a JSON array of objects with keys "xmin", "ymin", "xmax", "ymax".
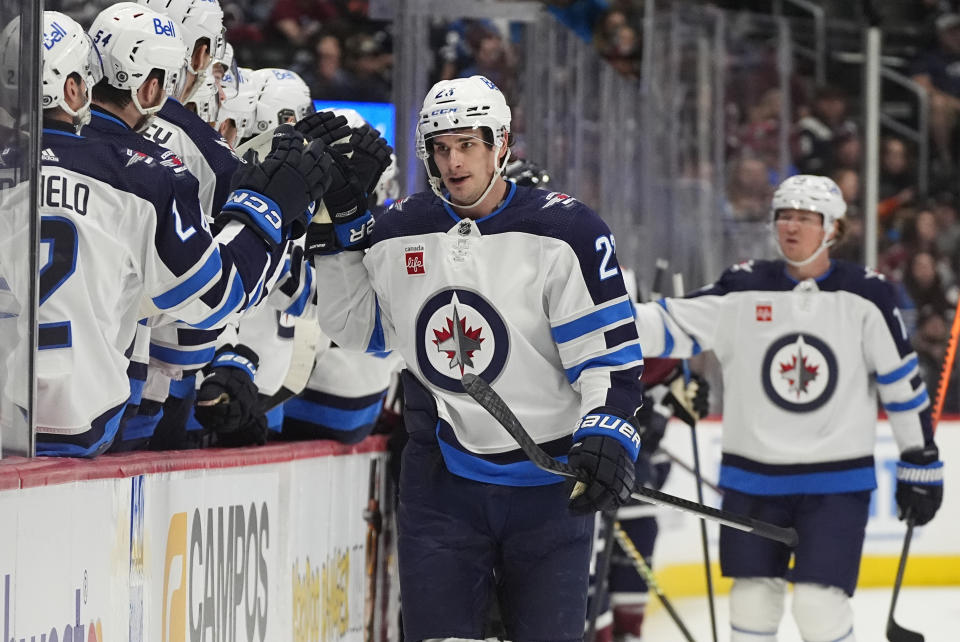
[
  {"xmin": 211, "ymin": 351, "xmax": 257, "ymax": 380},
  {"xmin": 222, "ymin": 190, "xmax": 284, "ymax": 245},
  {"xmin": 897, "ymin": 460, "xmax": 944, "ymax": 485},
  {"xmin": 334, "ymin": 210, "xmax": 374, "ymax": 249},
  {"xmin": 573, "ymin": 412, "xmax": 641, "ymax": 461}
]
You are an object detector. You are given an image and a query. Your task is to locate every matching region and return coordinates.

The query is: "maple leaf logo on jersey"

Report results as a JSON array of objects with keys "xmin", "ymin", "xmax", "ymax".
[
  {"xmin": 779, "ymin": 350, "xmax": 819, "ymax": 398},
  {"xmin": 432, "ymin": 303, "xmax": 484, "ymax": 374}
]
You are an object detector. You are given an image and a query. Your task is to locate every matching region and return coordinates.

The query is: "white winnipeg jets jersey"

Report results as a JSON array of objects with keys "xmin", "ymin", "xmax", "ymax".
[
  {"xmin": 313, "ymin": 183, "xmax": 645, "ymax": 486},
  {"xmin": 14, "ymin": 122, "xmax": 281, "ymax": 455},
  {"xmin": 634, "ymin": 259, "xmax": 934, "ymax": 495}
]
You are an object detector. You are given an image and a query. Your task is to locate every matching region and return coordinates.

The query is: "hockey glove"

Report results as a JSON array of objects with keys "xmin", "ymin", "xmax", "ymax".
[
  {"xmin": 305, "ymin": 150, "xmax": 374, "ymax": 257},
  {"xmin": 895, "ymin": 446, "xmax": 944, "ymax": 526},
  {"xmin": 662, "ymin": 370, "xmax": 709, "ymax": 427},
  {"xmin": 194, "ymin": 344, "xmax": 261, "ymax": 436},
  {"xmin": 343, "ymin": 124, "xmax": 393, "ymax": 194},
  {"xmin": 221, "ymin": 125, "xmax": 333, "ymax": 245},
  {"xmin": 294, "ymin": 110, "xmax": 351, "ymax": 146},
  {"xmin": 566, "ymin": 408, "xmax": 641, "ymax": 514}
]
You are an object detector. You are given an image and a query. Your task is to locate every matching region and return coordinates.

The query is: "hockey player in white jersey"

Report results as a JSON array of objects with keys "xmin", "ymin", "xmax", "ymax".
[
  {"xmin": 306, "ymin": 75, "xmax": 645, "ymax": 641},
  {"xmin": 633, "ymin": 175, "xmax": 944, "ymax": 642},
  {"xmin": 29, "ymin": 10, "xmax": 334, "ymax": 456}
]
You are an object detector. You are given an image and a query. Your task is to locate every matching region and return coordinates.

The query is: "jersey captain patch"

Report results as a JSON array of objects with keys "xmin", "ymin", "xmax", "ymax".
[
  {"xmin": 415, "ymin": 288, "xmax": 509, "ymax": 392},
  {"xmin": 761, "ymin": 333, "xmax": 837, "ymax": 412}
]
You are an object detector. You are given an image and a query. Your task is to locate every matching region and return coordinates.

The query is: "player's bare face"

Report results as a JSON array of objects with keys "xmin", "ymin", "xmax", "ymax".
[
  {"xmin": 431, "ymin": 133, "xmax": 496, "ymax": 205},
  {"xmin": 775, "ymin": 208, "xmax": 826, "ymax": 262}
]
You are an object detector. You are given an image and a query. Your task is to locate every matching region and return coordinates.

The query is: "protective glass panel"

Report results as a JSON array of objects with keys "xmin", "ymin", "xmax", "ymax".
[{"xmin": 0, "ymin": 0, "xmax": 41, "ymax": 457}]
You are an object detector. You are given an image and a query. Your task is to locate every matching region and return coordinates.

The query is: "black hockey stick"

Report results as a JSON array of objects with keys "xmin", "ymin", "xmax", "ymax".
[
  {"xmin": 613, "ymin": 520, "xmax": 697, "ymax": 642},
  {"xmin": 886, "ymin": 515, "xmax": 923, "ymax": 642},
  {"xmin": 673, "ymin": 272, "xmax": 718, "ymax": 642},
  {"xmin": 658, "ymin": 445, "xmax": 723, "ymax": 495},
  {"xmin": 460, "ymin": 373, "xmax": 799, "ymax": 547},
  {"xmin": 585, "ymin": 511, "xmax": 616, "ymax": 642}
]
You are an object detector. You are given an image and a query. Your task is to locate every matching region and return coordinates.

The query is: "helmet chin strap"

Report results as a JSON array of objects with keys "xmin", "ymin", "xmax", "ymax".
[
  {"xmin": 425, "ymin": 138, "xmax": 510, "ymax": 210},
  {"xmin": 778, "ymin": 236, "xmax": 835, "ymax": 268}
]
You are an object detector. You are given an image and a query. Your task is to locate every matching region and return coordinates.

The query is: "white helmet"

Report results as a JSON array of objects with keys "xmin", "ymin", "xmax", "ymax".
[
  {"xmin": 374, "ymin": 153, "xmax": 400, "ymax": 206},
  {"xmin": 416, "ymin": 75, "xmax": 512, "ymax": 209},
  {"xmin": 136, "ymin": 0, "xmax": 225, "ymax": 71},
  {"xmin": 217, "ymin": 66, "xmax": 257, "ymax": 145},
  {"xmin": 250, "ymin": 68, "xmax": 314, "ymax": 133},
  {"xmin": 89, "ymin": 3, "xmax": 188, "ymax": 118},
  {"xmin": 214, "ymin": 42, "xmax": 239, "ymax": 99},
  {"xmin": 771, "ymin": 174, "xmax": 847, "ymax": 267},
  {"xmin": 41, "ymin": 12, "xmax": 104, "ymax": 127},
  {"xmin": 188, "ymin": 73, "xmax": 219, "ymax": 123}
]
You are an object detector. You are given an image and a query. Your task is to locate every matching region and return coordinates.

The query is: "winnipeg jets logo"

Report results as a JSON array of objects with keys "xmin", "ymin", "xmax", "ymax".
[
  {"xmin": 416, "ymin": 289, "xmax": 509, "ymax": 392},
  {"xmin": 762, "ymin": 333, "xmax": 837, "ymax": 412},
  {"xmin": 432, "ymin": 303, "xmax": 484, "ymax": 374},
  {"xmin": 778, "ymin": 335, "xmax": 819, "ymax": 398}
]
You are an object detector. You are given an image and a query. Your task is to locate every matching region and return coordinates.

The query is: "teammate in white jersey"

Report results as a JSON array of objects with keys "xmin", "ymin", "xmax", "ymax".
[
  {"xmin": 27, "ymin": 10, "xmax": 333, "ymax": 456},
  {"xmin": 633, "ymin": 175, "xmax": 944, "ymax": 642},
  {"xmin": 306, "ymin": 75, "xmax": 645, "ymax": 641}
]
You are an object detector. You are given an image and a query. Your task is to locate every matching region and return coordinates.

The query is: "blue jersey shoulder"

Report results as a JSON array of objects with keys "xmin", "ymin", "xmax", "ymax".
[
  {"xmin": 43, "ymin": 128, "xmax": 182, "ymax": 212},
  {"xmin": 821, "ymin": 259, "xmax": 898, "ymax": 311}
]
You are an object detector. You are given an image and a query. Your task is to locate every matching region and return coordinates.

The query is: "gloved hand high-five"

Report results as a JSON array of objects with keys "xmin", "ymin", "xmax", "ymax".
[
  {"xmin": 305, "ymin": 150, "xmax": 374, "ymax": 257},
  {"xmin": 566, "ymin": 407, "xmax": 641, "ymax": 513},
  {"xmin": 342, "ymin": 124, "xmax": 393, "ymax": 193},
  {"xmin": 294, "ymin": 110, "xmax": 351, "ymax": 146},
  {"xmin": 896, "ymin": 445, "xmax": 944, "ymax": 526},
  {"xmin": 221, "ymin": 125, "xmax": 333, "ymax": 244}
]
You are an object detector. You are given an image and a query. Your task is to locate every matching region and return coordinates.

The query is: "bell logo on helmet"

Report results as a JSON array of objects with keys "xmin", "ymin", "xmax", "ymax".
[
  {"xmin": 153, "ymin": 17, "xmax": 177, "ymax": 38},
  {"xmin": 42, "ymin": 21, "xmax": 68, "ymax": 50}
]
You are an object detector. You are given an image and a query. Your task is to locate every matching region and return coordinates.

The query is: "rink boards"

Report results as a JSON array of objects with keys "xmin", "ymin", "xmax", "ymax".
[
  {"xmin": 645, "ymin": 418, "xmax": 960, "ymax": 598},
  {"xmin": 0, "ymin": 438, "xmax": 396, "ymax": 642}
]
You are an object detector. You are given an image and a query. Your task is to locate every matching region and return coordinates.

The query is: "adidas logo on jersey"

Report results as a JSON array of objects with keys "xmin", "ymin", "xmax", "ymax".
[{"xmin": 41, "ymin": 148, "xmax": 59, "ymax": 163}]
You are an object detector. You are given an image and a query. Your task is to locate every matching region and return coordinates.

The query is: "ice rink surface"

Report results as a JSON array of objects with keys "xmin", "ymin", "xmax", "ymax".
[{"xmin": 643, "ymin": 586, "xmax": 960, "ymax": 641}]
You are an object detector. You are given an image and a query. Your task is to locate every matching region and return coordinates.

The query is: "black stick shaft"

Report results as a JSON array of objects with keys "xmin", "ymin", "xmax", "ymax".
[
  {"xmin": 613, "ymin": 521, "xmax": 697, "ymax": 642},
  {"xmin": 461, "ymin": 373, "xmax": 799, "ymax": 547},
  {"xmin": 886, "ymin": 517, "xmax": 924, "ymax": 642}
]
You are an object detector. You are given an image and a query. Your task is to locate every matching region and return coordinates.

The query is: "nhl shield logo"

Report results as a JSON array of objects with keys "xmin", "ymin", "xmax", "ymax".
[
  {"xmin": 761, "ymin": 333, "xmax": 837, "ymax": 412},
  {"xmin": 415, "ymin": 288, "xmax": 510, "ymax": 392}
]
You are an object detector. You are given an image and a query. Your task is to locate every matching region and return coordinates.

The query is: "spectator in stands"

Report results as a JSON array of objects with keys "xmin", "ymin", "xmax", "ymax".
[
  {"xmin": 896, "ymin": 250, "xmax": 952, "ymax": 336},
  {"xmin": 879, "ymin": 136, "xmax": 917, "ymax": 221},
  {"xmin": 459, "ymin": 31, "xmax": 515, "ymax": 96},
  {"xmin": 737, "ymin": 88, "xmax": 782, "ymax": 166},
  {"xmin": 911, "ymin": 12, "xmax": 960, "ymax": 178},
  {"xmin": 792, "ymin": 85, "xmax": 857, "ymax": 175},
  {"xmin": 913, "ymin": 305, "xmax": 950, "ymax": 393},
  {"xmin": 931, "ymin": 191, "xmax": 960, "ymax": 273},
  {"xmin": 342, "ymin": 32, "xmax": 391, "ymax": 102},
  {"xmin": 880, "ymin": 207, "xmax": 941, "ymax": 282},
  {"xmin": 726, "ymin": 155, "xmax": 773, "ymax": 222},
  {"xmin": 301, "ymin": 33, "xmax": 359, "ymax": 100}
]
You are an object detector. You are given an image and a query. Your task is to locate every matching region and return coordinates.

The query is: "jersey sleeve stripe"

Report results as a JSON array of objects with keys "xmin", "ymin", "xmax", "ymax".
[
  {"xmin": 149, "ymin": 343, "xmax": 216, "ymax": 366},
  {"xmin": 883, "ymin": 388, "xmax": 930, "ymax": 413},
  {"xmin": 551, "ymin": 298, "xmax": 634, "ymax": 344},
  {"xmin": 366, "ymin": 296, "xmax": 386, "ymax": 353},
  {"xmin": 152, "ymin": 248, "xmax": 221, "ymax": 310},
  {"xmin": 877, "ymin": 355, "xmax": 919, "ymax": 384},
  {"xmin": 186, "ymin": 271, "xmax": 245, "ymax": 329},
  {"xmin": 564, "ymin": 343, "xmax": 644, "ymax": 383},
  {"xmin": 285, "ymin": 263, "xmax": 314, "ymax": 317}
]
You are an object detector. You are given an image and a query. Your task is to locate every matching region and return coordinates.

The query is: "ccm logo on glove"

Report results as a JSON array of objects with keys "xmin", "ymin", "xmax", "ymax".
[{"xmin": 576, "ymin": 413, "xmax": 642, "ymax": 452}]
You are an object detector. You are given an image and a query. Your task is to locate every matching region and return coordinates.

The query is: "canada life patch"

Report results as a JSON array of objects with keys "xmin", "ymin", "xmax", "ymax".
[
  {"xmin": 756, "ymin": 303, "xmax": 772, "ymax": 322},
  {"xmin": 405, "ymin": 245, "xmax": 425, "ymax": 275}
]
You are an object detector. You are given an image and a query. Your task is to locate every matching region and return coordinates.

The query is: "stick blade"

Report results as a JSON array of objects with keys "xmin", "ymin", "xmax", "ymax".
[{"xmin": 887, "ymin": 619, "xmax": 924, "ymax": 642}]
